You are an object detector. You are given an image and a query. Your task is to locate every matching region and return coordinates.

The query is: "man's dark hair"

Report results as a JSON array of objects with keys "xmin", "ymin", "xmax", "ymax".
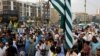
[
  {"xmin": 50, "ymin": 45, "xmax": 56, "ymax": 53},
  {"xmin": 92, "ymin": 36, "xmax": 98, "ymax": 43},
  {"xmin": 8, "ymin": 41, "xmax": 13, "ymax": 46},
  {"xmin": 56, "ymin": 46, "xmax": 61, "ymax": 54}
]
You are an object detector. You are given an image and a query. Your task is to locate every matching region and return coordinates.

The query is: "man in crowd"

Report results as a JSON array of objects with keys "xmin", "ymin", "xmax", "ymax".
[
  {"xmin": 6, "ymin": 41, "xmax": 18, "ymax": 56},
  {"xmin": 0, "ymin": 38, "xmax": 7, "ymax": 56}
]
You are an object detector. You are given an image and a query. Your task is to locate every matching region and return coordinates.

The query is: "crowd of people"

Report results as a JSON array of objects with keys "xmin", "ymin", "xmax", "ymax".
[
  {"xmin": 0, "ymin": 24, "xmax": 65, "ymax": 56},
  {"xmin": 0, "ymin": 23, "xmax": 100, "ymax": 56},
  {"xmin": 71, "ymin": 23, "xmax": 100, "ymax": 56}
]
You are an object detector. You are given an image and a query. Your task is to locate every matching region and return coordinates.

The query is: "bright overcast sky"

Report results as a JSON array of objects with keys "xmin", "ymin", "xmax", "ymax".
[
  {"xmin": 17, "ymin": 0, "xmax": 47, "ymax": 3},
  {"xmin": 18, "ymin": 0, "xmax": 100, "ymax": 14},
  {"xmin": 72, "ymin": 0, "xmax": 100, "ymax": 14}
]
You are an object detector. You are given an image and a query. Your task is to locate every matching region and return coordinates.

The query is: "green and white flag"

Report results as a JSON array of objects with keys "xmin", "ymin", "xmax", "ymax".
[{"xmin": 50, "ymin": 0, "xmax": 73, "ymax": 48}]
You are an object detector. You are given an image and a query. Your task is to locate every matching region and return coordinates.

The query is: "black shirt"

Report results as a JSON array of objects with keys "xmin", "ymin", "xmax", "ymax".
[
  {"xmin": 6, "ymin": 46, "xmax": 17, "ymax": 56},
  {"xmin": 77, "ymin": 38, "xmax": 85, "ymax": 52}
]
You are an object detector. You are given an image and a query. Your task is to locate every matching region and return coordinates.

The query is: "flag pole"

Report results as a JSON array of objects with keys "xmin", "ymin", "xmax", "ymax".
[
  {"xmin": 49, "ymin": 0, "xmax": 73, "ymax": 49},
  {"xmin": 64, "ymin": 0, "xmax": 73, "ymax": 49}
]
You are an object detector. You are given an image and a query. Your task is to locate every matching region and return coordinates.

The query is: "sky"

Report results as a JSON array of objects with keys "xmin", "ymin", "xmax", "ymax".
[
  {"xmin": 72, "ymin": 0, "xmax": 100, "ymax": 14},
  {"xmin": 17, "ymin": 0, "xmax": 45, "ymax": 3},
  {"xmin": 18, "ymin": 0, "xmax": 100, "ymax": 14}
]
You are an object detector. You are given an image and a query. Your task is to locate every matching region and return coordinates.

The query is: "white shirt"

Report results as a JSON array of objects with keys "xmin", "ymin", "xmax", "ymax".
[
  {"xmin": 35, "ymin": 44, "xmax": 42, "ymax": 56},
  {"xmin": 97, "ymin": 37, "xmax": 100, "ymax": 42},
  {"xmin": 40, "ymin": 43, "xmax": 46, "ymax": 50},
  {"xmin": 13, "ymin": 41, "xmax": 17, "ymax": 49},
  {"xmin": 54, "ymin": 34, "xmax": 59, "ymax": 40},
  {"xmin": 48, "ymin": 50, "xmax": 53, "ymax": 56},
  {"xmin": 17, "ymin": 28, "xmax": 25, "ymax": 33},
  {"xmin": 0, "ymin": 47, "xmax": 7, "ymax": 56},
  {"xmin": 77, "ymin": 53, "xmax": 81, "ymax": 56},
  {"xmin": 83, "ymin": 33, "xmax": 93, "ymax": 41}
]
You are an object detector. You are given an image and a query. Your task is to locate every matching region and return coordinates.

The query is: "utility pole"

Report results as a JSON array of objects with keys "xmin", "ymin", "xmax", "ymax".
[
  {"xmin": 84, "ymin": 0, "xmax": 87, "ymax": 24},
  {"xmin": 84, "ymin": 0, "xmax": 86, "ymax": 13}
]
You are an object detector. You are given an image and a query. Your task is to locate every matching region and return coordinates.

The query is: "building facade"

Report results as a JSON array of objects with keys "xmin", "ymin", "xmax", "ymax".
[
  {"xmin": 0, "ymin": 0, "xmax": 51, "ymax": 25},
  {"xmin": 96, "ymin": 8, "xmax": 100, "ymax": 14},
  {"xmin": 0, "ymin": 0, "xmax": 37, "ymax": 23},
  {"xmin": 17, "ymin": 1, "xmax": 37, "ymax": 21},
  {"xmin": 36, "ymin": 1, "xmax": 51, "ymax": 24},
  {"xmin": 93, "ymin": 14, "xmax": 100, "ymax": 23},
  {"xmin": 73, "ymin": 13, "xmax": 91, "ymax": 24},
  {"xmin": 0, "ymin": 0, "xmax": 18, "ymax": 23}
]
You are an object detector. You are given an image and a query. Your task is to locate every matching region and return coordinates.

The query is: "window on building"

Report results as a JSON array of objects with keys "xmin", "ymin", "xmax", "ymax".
[
  {"xmin": 3, "ymin": 1, "xmax": 10, "ymax": 6},
  {"xmin": 14, "ymin": 7, "xmax": 17, "ymax": 10},
  {"xmin": 24, "ymin": 4, "xmax": 26, "ymax": 7},
  {"xmin": 13, "ymin": 2, "xmax": 16, "ymax": 6},
  {"xmin": 45, "ymin": 12, "xmax": 47, "ymax": 14},
  {"xmin": 3, "ymin": 1, "xmax": 6, "ymax": 5},
  {"xmin": 26, "ymin": 5, "xmax": 28, "ymax": 8},
  {"xmin": 19, "ymin": 3, "xmax": 22, "ymax": 6},
  {"xmin": 27, "ymin": 12, "xmax": 28, "ymax": 16},
  {"xmin": 3, "ymin": 6, "xmax": 9, "ymax": 10},
  {"xmin": 31, "ymin": 13, "xmax": 33, "ymax": 16},
  {"xmin": 20, "ymin": 12, "xmax": 22, "ymax": 16},
  {"xmin": 0, "ymin": 2, "xmax": 1, "ymax": 5}
]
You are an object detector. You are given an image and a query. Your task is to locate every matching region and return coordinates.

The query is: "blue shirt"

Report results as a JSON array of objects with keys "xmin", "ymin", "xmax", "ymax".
[
  {"xmin": 91, "ymin": 42, "xmax": 100, "ymax": 55},
  {"xmin": 25, "ymin": 38, "xmax": 31, "ymax": 54}
]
